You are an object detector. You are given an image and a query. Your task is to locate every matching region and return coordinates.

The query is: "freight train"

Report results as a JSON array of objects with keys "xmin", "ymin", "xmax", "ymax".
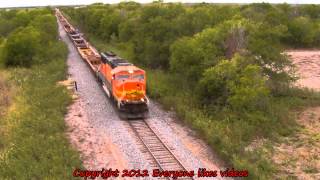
[{"xmin": 55, "ymin": 9, "xmax": 149, "ymax": 118}]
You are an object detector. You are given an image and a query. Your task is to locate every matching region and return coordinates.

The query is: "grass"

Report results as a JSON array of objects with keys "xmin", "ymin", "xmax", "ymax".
[
  {"xmin": 0, "ymin": 71, "xmax": 11, "ymax": 118},
  {"xmin": 0, "ymin": 71, "xmax": 12, "ymax": 152},
  {"xmin": 303, "ymin": 166, "xmax": 318, "ymax": 174},
  {"xmin": 0, "ymin": 42, "xmax": 82, "ymax": 179}
]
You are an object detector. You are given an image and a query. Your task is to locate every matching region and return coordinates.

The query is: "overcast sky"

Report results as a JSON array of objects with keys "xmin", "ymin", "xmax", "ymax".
[{"xmin": 0, "ymin": 0, "xmax": 319, "ymax": 8}]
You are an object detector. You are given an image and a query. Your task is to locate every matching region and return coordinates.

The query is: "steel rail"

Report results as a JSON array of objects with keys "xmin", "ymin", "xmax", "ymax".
[{"xmin": 129, "ymin": 120, "xmax": 194, "ymax": 180}]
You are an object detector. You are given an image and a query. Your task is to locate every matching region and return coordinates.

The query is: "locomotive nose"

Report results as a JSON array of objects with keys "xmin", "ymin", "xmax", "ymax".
[
  {"xmin": 119, "ymin": 81, "xmax": 145, "ymax": 101},
  {"xmin": 122, "ymin": 81, "xmax": 144, "ymax": 91}
]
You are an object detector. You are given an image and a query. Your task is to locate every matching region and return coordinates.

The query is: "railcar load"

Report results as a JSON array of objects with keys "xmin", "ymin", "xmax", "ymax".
[{"xmin": 55, "ymin": 9, "xmax": 149, "ymax": 118}]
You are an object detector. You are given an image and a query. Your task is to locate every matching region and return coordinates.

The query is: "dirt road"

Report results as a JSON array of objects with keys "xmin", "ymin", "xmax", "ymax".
[
  {"xmin": 287, "ymin": 50, "xmax": 320, "ymax": 90},
  {"xmin": 272, "ymin": 50, "xmax": 320, "ymax": 179}
]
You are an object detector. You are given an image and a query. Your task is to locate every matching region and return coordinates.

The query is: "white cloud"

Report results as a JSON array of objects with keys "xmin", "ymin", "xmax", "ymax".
[{"xmin": 0, "ymin": 0, "xmax": 319, "ymax": 8}]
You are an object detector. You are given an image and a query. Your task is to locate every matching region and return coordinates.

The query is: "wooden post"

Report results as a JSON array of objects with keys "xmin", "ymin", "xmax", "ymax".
[{"xmin": 74, "ymin": 81, "xmax": 78, "ymax": 91}]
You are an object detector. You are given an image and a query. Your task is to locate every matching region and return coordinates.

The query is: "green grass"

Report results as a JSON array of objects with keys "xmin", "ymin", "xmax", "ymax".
[{"xmin": 0, "ymin": 44, "xmax": 82, "ymax": 179}]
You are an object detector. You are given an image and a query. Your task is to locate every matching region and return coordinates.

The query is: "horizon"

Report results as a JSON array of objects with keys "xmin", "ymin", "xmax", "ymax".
[{"xmin": 0, "ymin": 0, "xmax": 319, "ymax": 8}]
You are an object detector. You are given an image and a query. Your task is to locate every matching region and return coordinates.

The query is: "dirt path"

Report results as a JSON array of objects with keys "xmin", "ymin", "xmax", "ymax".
[
  {"xmin": 287, "ymin": 50, "xmax": 320, "ymax": 90},
  {"xmin": 58, "ymin": 19, "xmax": 224, "ymax": 179},
  {"xmin": 271, "ymin": 50, "xmax": 320, "ymax": 179}
]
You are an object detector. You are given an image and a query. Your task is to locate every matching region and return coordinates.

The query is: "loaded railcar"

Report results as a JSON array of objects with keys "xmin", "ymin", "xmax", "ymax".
[{"xmin": 55, "ymin": 8, "xmax": 149, "ymax": 117}]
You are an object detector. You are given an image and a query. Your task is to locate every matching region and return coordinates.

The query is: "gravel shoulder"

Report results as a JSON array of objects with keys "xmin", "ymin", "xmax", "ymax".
[{"xmin": 58, "ymin": 19, "xmax": 224, "ymax": 179}]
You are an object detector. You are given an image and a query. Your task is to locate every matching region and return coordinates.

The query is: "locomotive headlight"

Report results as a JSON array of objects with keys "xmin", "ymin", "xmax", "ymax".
[
  {"xmin": 141, "ymin": 98, "xmax": 144, "ymax": 102},
  {"xmin": 128, "ymin": 70, "xmax": 134, "ymax": 74}
]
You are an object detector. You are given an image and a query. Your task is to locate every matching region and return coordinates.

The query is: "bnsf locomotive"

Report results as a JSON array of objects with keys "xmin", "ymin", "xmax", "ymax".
[
  {"xmin": 98, "ymin": 52, "xmax": 148, "ymax": 114},
  {"xmin": 55, "ymin": 9, "xmax": 149, "ymax": 117}
]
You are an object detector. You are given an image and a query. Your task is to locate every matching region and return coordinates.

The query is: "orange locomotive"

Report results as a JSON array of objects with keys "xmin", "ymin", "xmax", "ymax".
[
  {"xmin": 55, "ymin": 9, "xmax": 149, "ymax": 116},
  {"xmin": 98, "ymin": 52, "xmax": 149, "ymax": 114}
]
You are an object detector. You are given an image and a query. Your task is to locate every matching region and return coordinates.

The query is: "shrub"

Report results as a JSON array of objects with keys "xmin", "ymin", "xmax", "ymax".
[
  {"xmin": 2, "ymin": 26, "xmax": 40, "ymax": 67},
  {"xmin": 199, "ymin": 54, "xmax": 269, "ymax": 111},
  {"xmin": 287, "ymin": 16, "xmax": 318, "ymax": 47}
]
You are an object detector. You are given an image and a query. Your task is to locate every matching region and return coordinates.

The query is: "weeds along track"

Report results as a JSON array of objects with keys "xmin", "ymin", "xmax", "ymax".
[{"xmin": 128, "ymin": 120, "xmax": 194, "ymax": 180}]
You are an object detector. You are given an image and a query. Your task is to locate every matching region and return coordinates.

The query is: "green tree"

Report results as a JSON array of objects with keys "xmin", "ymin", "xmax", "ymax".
[
  {"xmin": 31, "ymin": 14, "xmax": 57, "ymax": 43},
  {"xmin": 247, "ymin": 23, "xmax": 293, "ymax": 92},
  {"xmin": 2, "ymin": 27, "xmax": 40, "ymax": 67},
  {"xmin": 12, "ymin": 11, "xmax": 31, "ymax": 28},
  {"xmin": 118, "ymin": 19, "xmax": 136, "ymax": 42},
  {"xmin": 170, "ymin": 19, "xmax": 249, "ymax": 81},
  {"xmin": 0, "ymin": 18, "xmax": 16, "ymax": 37},
  {"xmin": 287, "ymin": 16, "xmax": 317, "ymax": 47},
  {"xmin": 198, "ymin": 54, "xmax": 269, "ymax": 111},
  {"xmin": 227, "ymin": 64, "xmax": 269, "ymax": 111},
  {"xmin": 170, "ymin": 37, "xmax": 203, "ymax": 81},
  {"xmin": 301, "ymin": 4, "xmax": 320, "ymax": 19},
  {"xmin": 99, "ymin": 12, "xmax": 122, "ymax": 41}
]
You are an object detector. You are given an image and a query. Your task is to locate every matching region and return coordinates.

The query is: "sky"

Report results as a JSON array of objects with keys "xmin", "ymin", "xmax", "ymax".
[{"xmin": 0, "ymin": 0, "xmax": 319, "ymax": 8}]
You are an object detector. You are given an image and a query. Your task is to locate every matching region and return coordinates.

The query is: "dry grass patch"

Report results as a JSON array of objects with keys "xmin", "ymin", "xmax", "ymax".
[
  {"xmin": 0, "ymin": 71, "xmax": 12, "ymax": 118},
  {"xmin": 272, "ymin": 107, "xmax": 320, "ymax": 179},
  {"xmin": 0, "ymin": 71, "xmax": 13, "ymax": 151}
]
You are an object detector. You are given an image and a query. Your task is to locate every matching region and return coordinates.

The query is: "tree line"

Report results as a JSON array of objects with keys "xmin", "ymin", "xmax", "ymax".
[
  {"xmin": 62, "ymin": 2, "xmax": 320, "ymax": 111},
  {"xmin": 0, "ymin": 8, "xmax": 64, "ymax": 67}
]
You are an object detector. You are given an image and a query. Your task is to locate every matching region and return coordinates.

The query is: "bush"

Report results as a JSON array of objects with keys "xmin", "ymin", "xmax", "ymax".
[
  {"xmin": 199, "ymin": 54, "xmax": 269, "ymax": 111},
  {"xmin": 0, "ymin": 11, "xmax": 60, "ymax": 68},
  {"xmin": 2, "ymin": 26, "xmax": 40, "ymax": 67},
  {"xmin": 31, "ymin": 14, "xmax": 58, "ymax": 43},
  {"xmin": 287, "ymin": 16, "xmax": 318, "ymax": 47}
]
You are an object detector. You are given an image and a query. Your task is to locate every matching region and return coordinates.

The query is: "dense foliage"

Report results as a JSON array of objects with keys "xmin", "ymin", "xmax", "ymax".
[
  {"xmin": 64, "ymin": 3, "xmax": 320, "ymax": 66},
  {"xmin": 63, "ymin": 3, "xmax": 320, "ymax": 96},
  {"xmin": 63, "ymin": 3, "xmax": 320, "ymax": 179},
  {"xmin": 0, "ymin": 8, "xmax": 59, "ymax": 67},
  {"xmin": 0, "ymin": 8, "xmax": 82, "ymax": 179}
]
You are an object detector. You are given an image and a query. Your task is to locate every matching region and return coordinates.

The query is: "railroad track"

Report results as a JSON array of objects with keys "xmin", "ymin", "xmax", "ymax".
[{"xmin": 128, "ymin": 120, "xmax": 194, "ymax": 180}]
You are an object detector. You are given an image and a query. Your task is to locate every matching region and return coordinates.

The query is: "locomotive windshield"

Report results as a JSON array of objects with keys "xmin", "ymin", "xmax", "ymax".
[
  {"xmin": 116, "ymin": 74, "xmax": 129, "ymax": 80},
  {"xmin": 132, "ymin": 74, "xmax": 144, "ymax": 80},
  {"xmin": 115, "ymin": 74, "xmax": 144, "ymax": 80}
]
